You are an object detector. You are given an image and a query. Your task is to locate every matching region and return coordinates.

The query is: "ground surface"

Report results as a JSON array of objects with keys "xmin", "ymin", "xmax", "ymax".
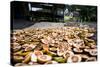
[{"xmin": 13, "ymin": 19, "xmax": 97, "ymax": 30}]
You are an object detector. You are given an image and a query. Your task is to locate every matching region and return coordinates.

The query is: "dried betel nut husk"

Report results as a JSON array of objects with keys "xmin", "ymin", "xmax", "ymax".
[
  {"xmin": 63, "ymin": 51, "xmax": 74, "ymax": 59},
  {"xmin": 85, "ymin": 33, "xmax": 94, "ymax": 37},
  {"xmin": 42, "ymin": 44, "xmax": 49, "ymax": 52},
  {"xmin": 37, "ymin": 55, "xmax": 52, "ymax": 64},
  {"xmin": 13, "ymin": 56, "xmax": 24, "ymax": 63},
  {"xmin": 86, "ymin": 57, "xmax": 96, "ymax": 62},
  {"xmin": 28, "ymin": 62, "xmax": 39, "ymax": 65},
  {"xmin": 22, "ymin": 53, "xmax": 32, "ymax": 63},
  {"xmin": 67, "ymin": 55, "xmax": 82, "ymax": 63},
  {"xmin": 33, "ymin": 50, "xmax": 43, "ymax": 57},
  {"xmin": 23, "ymin": 44, "xmax": 37, "ymax": 51},
  {"xmin": 47, "ymin": 51, "xmax": 57, "ymax": 56},
  {"xmin": 41, "ymin": 39, "xmax": 49, "ymax": 45},
  {"xmin": 79, "ymin": 54, "xmax": 89, "ymax": 60},
  {"xmin": 49, "ymin": 47, "xmax": 57, "ymax": 52},
  {"xmin": 12, "ymin": 43, "xmax": 21, "ymax": 52},
  {"xmin": 84, "ymin": 48, "xmax": 90, "ymax": 52},
  {"xmin": 53, "ymin": 57, "xmax": 66, "ymax": 63},
  {"xmin": 57, "ymin": 48, "xmax": 65, "ymax": 56},
  {"xmin": 73, "ymin": 48, "xmax": 83, "ymax": 53},
  {"xmin": 68, "ymin": 38, "xmax": 85, "ymax": 48},
  {"xmin": 57, "ymin": 44, "xmax": 66, "ymax": 56},
  {"xmin": 13, "ymin": 50, "xmax": 23, "ymax": 56},
  {"xmin": 89, "ymin": 49, "xmax": 97, "ymax": 56},
  {"xmin": 84, "ymin": 48, "xmax": 97, "ymax": 56},
  {"xmin": 31, "ymin": 53, "xmax": 38, "ymax": 62}
]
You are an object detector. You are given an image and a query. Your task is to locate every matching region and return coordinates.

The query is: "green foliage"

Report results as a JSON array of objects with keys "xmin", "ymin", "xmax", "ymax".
[{"xmin": 65, "ymin": 5, "xmax": 97, "ymax": 22}]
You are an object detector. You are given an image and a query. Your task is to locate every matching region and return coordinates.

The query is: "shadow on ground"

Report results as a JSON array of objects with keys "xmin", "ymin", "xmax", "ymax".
[{"xmin": 12, "ymin": 19, "xmax": 35, "ymax": 30}]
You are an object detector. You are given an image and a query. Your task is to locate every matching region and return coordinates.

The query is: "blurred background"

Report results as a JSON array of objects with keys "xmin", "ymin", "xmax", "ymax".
[{"xmin": 11, "ymin": 1, "xmax": 97, "ymax": 30}]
